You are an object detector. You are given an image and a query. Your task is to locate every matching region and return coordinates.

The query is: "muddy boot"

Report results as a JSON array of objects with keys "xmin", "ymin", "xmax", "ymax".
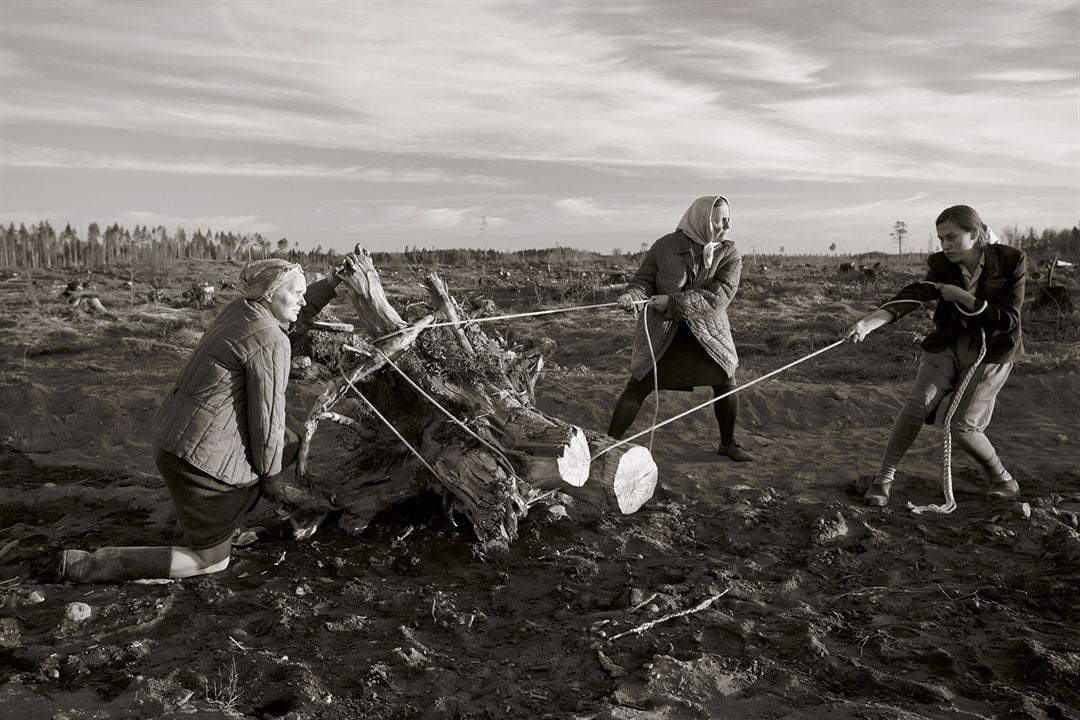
[
  {"xmin": 717, "ymin": 442, "xmax": 754, "ymax": 462},
  {"xmin": 863, "ymin": 479, "xmax": 892, "ymax": 507},
  {"xmin": 986, "ymin": 474, "xmax": 1019, "ymax": 501},
  {"xmin": 59, "ymin": 547, "xmax": 172, "ymax": 584}
]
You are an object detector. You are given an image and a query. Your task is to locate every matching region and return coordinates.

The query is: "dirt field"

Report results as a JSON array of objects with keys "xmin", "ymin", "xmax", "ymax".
[{"xmin": 1, "ymin": 258, "xmax": 1078, "ymax": 720}]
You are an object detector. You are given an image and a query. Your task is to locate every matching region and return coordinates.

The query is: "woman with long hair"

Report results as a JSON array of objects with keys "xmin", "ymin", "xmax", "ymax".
[{"xmin": 847, "ymin": 205, "xmax": 1026, "ymax": 506}]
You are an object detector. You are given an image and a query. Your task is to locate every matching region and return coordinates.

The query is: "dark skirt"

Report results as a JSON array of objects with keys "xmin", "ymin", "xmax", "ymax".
[
  {"xmin": 157, "ymin": 448, "xmax": 262, "ymax": 550},
  {"xmin": 632, "ymin": 322, "xmax": 733, "ymax": 392}
]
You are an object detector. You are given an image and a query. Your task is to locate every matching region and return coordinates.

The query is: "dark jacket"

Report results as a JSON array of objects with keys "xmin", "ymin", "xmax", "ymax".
[
  {"xmin": 623, "ymin": 230, "xmax": 742, "ymax": 379},
  {"xmin": 880, "ymin": 244, "xmax": 1026, "ymax": 363},
  {"xmin": 153, "ymin": 276, "xmax": 341, "ymax": 487}
]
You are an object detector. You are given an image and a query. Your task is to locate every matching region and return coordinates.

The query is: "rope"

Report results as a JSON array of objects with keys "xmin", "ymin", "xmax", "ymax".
[
  {"xmin": 594, "ymin": 338, "xmax": 847, "ymax": 460},
  {"xmin": 374, "ymin": 299, "xmax": 649, "ymax": 342},
  {"xmin": 907, "ymin": 328, "xmax": 987, "ymax": 515},
  {"xmin": 374, "ymin": 349, "xmax": 509, "ymax": 460},
  {"xmin": 338, "ymin": 368, "xmax": 444, "ymax": 482},
  {"xmin": 641, "ymin": 303, "xmax": 659, "ymax": 452}
]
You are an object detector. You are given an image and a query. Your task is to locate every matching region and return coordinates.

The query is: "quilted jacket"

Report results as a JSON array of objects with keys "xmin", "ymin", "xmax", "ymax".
[
  {"xmin": 879, "ymin": 244, "xmax": 1026, "ymax": 363},
  {"xmin": 153, "ymin": 276, "xmax": 341, "ymax": 487},
  {"xmin": 623, "ymin": 230, "xmax": 743, "ymax": 380}
]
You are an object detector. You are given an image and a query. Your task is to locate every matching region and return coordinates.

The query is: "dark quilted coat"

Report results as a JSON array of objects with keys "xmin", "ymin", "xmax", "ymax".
[{"xmin": 622, "ymin": 230, "xmax": 742, "ymax": 380}]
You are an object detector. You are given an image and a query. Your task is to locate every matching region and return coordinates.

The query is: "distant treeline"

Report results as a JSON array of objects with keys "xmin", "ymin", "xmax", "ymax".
[
  {"xmin": 997, "ymin": 224, "xmax": 1080, "ymax": 258},
  {"xmin": 1, "ymin": 220, "xmax": 1076, "ymax": 271},
  {"xmin": 371, "ymin": 245, "xmax": 615, "ymax": 268},
  {"xmin": 0, "ymin": 221, "xmax": 338, "ymax": 271}
]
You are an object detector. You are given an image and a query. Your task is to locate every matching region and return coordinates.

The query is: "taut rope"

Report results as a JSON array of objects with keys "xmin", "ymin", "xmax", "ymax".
[
  {"xmin": 641, "ymin": 303, "xmax": 659, "ymax": 452},
  {"xmin": 375, "ymin": 299, "xmax": 649, "ymax": 342},
  {"xmin": 338, "ymin": 368, "xmax": 445, "ymax": 482},
  {"xmin": 593, "ymin": 339, "xmax": 847, "ymax": 460},
  {"xmin": 374, "ymin": 349, "xmax": 511, "ymax": 462},
  {"xmin": 907, "ymin": 329, "xmax": 987, "ymax": 515}
]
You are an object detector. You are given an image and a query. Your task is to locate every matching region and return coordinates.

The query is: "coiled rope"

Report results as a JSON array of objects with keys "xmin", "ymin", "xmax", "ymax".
[{"xmin": 906, "ymin": 328, "xmax": 987, "ymax": 515}]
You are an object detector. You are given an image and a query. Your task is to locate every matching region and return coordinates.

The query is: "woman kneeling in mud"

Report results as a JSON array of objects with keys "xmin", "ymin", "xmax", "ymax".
[
  {"xmin": 846, "ymin": 205, "xmax": 1026, "ymax": 506},
  {"xmin": 57, "ymin": 256, "xmax": 358, "ymax": 582}
]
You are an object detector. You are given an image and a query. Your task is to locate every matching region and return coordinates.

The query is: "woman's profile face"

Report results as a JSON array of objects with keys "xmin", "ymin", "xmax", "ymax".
[
  {"xmin": 711, "ymin": 203, "xmax": 731, "ymax": 241},
  {"xmin": 936, "ymin": 221, "xmax": 978, "ymax": 263},
  {"xmin": 269, "ymin": 274, "xmax": 307, "ymax": 323}
]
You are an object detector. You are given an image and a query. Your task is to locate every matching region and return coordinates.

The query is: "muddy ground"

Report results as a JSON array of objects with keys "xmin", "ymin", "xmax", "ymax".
[{"xmin": 1, "ymin": 260, "xmax": 1078, "ymax": 720}]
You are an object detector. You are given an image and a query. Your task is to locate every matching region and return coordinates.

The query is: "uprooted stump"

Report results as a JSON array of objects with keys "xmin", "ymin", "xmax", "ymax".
[{"xmin": 263, "ymin": 244, "xmax": 657, "ymax": 553}]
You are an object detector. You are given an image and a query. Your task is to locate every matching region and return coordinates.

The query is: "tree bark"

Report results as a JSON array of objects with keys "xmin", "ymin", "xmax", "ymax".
[{"xmin": 266, "ymin": 245, "xmax": 658, "ymax": 551}]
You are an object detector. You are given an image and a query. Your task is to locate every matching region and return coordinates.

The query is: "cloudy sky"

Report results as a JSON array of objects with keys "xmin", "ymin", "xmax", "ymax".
[{"xmin": 1, "ymin": 0, "xmax": 1077, "ymax": 255}]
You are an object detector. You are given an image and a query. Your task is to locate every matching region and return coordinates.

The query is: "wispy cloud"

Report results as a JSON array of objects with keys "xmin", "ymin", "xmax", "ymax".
[
  {"xmin": 814, "ymin": 192, "xmax": 929, "ymax": 218},
  {"xmin": 554, "ymin": 198, "xmax": 622, "ymax": 219},
  {"xmin": 383, "ymin": 205, "xmax": 478, "ymax": 230},
  {"xmin": 121, "ymin": 211, "xmax": 276, "ymax": 235},
  {"xmin": 977, "ymin": 69, "xmax": 1079, "ymax": 83},
  {"xmin": 0, "ymin": 143, "xmax": 518, "ymax": 186},
  {"xmin": 0, "ymin": 1, "xmax": 1076, "ymax": 253}
]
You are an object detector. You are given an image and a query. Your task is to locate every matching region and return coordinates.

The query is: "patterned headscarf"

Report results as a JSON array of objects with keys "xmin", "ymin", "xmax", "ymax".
[
  {"xmin": 677, "ymin": 195, "xmax": 730, "ymax": 268},
  {"xmin": 240, "ymin": 259, "xmax": 304, "ymax": 301}
]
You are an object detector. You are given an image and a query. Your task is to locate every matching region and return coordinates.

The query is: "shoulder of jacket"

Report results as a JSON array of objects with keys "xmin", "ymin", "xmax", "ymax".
[
  {"xmin": 992, "ymin": 244, "xmax": 1024, "ymax": 265},
  {"xmin": 653, "ymin": 231, "xmax": 684, "ymax": 249},
  {"xmin": 927, "ymin": 251, "xmax": 949, "ymax": 269},
  {"xmin": 227, "ymin": 311, "xmax": 288, "ymax": 356}
]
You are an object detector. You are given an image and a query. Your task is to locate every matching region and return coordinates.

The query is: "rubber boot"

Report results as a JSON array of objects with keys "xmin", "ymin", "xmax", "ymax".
[{"xmin": 59, "ymin": 547, "xmax": 173, "ymax": 584}]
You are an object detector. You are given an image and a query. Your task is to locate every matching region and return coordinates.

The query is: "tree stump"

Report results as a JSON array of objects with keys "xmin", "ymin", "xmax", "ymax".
[{"xmin": 264, "ymin": 244, "xmax": 658, "ymax": 552}]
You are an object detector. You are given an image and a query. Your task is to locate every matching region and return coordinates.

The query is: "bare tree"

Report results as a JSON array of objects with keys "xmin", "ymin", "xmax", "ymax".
[{"xmin": 890, "ymin": 220, "xmax": 909, "ymax": 258}]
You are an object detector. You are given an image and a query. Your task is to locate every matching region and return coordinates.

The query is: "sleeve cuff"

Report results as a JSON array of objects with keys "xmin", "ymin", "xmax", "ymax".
[
  {"xmin": 879, "ymin": 298, "xmax": 924, "ymax": 312},
  {"xmin": 956, "ymin": 299, "xmax": 988, "ymax": 317}
]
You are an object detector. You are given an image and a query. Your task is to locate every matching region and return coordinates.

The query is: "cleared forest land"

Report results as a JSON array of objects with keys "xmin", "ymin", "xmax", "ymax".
[{"xmin": 1, "ymin": 256, "xmax": 1078, "ymax": 720}]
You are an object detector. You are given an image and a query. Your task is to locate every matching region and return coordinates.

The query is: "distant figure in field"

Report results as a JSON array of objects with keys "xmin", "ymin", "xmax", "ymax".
[
  {"xmin": 610, "ymin": 195, "xmax": 752, "ymax": 462},
  {"xmin": 846, "ymin": 205, "xmax": 1025, "ymax": 506},
  {"xmin": 56, "ymin": 255, "xmax": 359, "ymax": 582}
]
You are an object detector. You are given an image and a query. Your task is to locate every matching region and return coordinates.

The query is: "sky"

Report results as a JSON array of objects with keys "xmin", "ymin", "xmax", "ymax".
[{"xmin": 0, "ymin": 0, "xmax": 1078, "ymax": 255}]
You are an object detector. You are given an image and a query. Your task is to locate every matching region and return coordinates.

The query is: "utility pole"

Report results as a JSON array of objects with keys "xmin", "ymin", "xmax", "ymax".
[{"xmin": 478, "ymin": 216, "xmax": 488, "ymax": 253}]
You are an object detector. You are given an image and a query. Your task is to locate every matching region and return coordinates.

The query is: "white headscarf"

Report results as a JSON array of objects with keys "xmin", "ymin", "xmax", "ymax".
[
  {"xmin": 240, "ymin": 259, "xmax": 304, "ymax": 301},
  {"xmin": 676, "ymin": 195, "xmax": 729, "ymax": 268}
]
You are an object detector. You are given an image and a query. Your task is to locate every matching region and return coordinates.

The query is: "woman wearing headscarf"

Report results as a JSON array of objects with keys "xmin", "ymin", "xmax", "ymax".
[
  {"xmin": 56, "ymin": 255, "xmax": 359, "ymax": 582},
  {"xmin": 610, "ymin": 195, "xmax": 752, "ymax": 461},
  {"xmin": 846, "ymin": 205, "xmax": 1025, "ymax": 506}
]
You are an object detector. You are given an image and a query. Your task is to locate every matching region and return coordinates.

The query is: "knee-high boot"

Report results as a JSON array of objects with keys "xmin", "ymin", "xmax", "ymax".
[{"xmin": 59, "ymin": 547, "xmax": 173, "ymax": 583}]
